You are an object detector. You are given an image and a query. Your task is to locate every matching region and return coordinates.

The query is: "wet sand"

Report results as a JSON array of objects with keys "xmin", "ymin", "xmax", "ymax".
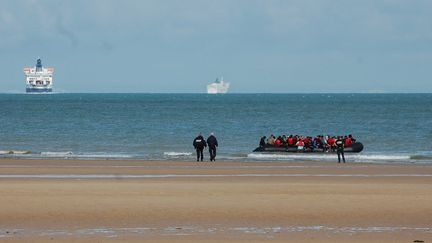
[{"xmin": 0, "ymin": 159, "xmax": 431, "ymax": 242}]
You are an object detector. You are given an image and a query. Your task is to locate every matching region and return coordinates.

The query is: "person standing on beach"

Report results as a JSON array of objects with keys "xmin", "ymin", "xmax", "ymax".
[
  {"xmin": 193, "ymin": 133, "xmax": 207, "ymax": 162},
  {"xmin": 336, "ymin": 136, "xmax": 346, "ymax": 163},
  {"xmin": 207, "ymin": 133, "xmax": 218, "ymax": 162}
]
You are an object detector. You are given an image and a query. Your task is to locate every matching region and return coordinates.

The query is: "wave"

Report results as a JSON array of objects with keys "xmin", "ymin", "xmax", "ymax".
[
  {"xmin": 163, "ymin": 152, "xmax": 247, "ymax": 161},
  {"xmin": 0, "ymin": 150, "xmax": 32, "ymax": 155},
  {"xmin": 3, "ymin": 174, "xmax": 432, "ymax": 179},
  {"xmin": 163, "ymin": 152, "xmax": 193, "ymax": 157},
  {"xmin": 349, "ymin": 154, "xmax": 412, "ymax": 162},
  {"xmin": 2, "ymin": 149, "xmax": 432, "ymax": 164},
  {"xmin": 69, "ymin": 154, "xmax": 134, "ymax": 159},
  {"xmin": 39, "ymin": 152, "xmax": 133, "ymax": 159},
  {"xmin": 410, "ymin": 155, "xmax": 432, "ymax": 160},
  {"xmin": 2, "ymin": 225, "xmax": 431, "ymax": 238},
  {"xmin": 41, "ymin": 151, "xmax": 74, "ymax": 156},
  {"xmin": 1, "ymin": 151, "xmax": 134, "ymax": 159},
  {"xmin": 247, "ymin": 153, "xmax": 416, "ymax": 163}
]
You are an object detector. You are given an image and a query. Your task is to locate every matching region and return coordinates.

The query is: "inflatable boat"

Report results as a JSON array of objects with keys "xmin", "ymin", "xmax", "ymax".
[{"xmin": 253, "ymin": 142, "xmax": 364, "ymax": 153}]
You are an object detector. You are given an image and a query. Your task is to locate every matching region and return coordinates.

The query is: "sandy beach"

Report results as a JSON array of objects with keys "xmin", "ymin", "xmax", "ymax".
[{"xmin": 0, "ymin": 159, "xmax": 431, "ymax": 242}]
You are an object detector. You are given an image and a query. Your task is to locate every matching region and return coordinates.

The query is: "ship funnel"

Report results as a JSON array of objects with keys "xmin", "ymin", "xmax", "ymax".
[{"xmin": 36, "ymin": 58, "xmax": 43, "ymax": 72}]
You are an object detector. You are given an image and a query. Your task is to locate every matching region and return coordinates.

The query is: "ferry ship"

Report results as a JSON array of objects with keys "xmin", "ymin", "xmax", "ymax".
[
  {"xmin": 23, "ymin": 58, "xmax": 54, "ymax": 93},
  {"xmin": 207, "ymin": 77, "xmax": 230, "ymax": 94}
]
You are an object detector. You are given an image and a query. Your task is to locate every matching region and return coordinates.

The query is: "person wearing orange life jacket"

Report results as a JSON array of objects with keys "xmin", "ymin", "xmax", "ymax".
[
  {"xmin": 275, "ymin": 136, "xmax": 282, "ymax": 147},
  {"xmin": 288, "ymin": 135, "xmax": 294, "ymax": 146},
  {"xmin": 327, "ymin": 136, "xmax": 336, "ymax": 151},
  {"xmin": 344, "ymin": 135, "xmax": 352, "ymax": 147}
]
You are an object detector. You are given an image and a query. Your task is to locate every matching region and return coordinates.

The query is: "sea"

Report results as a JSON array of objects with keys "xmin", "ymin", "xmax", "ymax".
[{"xmin": 0, "ymin": 93, "xmax": 431, "ymax": 164}]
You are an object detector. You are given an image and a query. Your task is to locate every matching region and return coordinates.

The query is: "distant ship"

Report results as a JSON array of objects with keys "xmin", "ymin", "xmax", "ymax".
[
  {"xmin": 207, "ymin": 77, "xmax": 230, "ymax": 94},
  {"xmin": 23, "ymin": 58, "xmax": 54, "ymax": 93}
]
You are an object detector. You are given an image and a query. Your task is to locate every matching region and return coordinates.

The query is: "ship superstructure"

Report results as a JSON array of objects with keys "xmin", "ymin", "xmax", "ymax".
[
  {"xmin": 207, "ymin": 77, "xmax": 230, "ymax": 94},
  {"xmin": 23, "ymin": 58, "xmax": 54, "ymax": 93}
]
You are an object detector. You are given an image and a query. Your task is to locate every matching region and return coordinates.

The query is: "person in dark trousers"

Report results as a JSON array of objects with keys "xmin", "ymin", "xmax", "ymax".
[
  {"xmin": 193, "ymin": 133, "xmax": 207, "ymax": 161},
  {"xmin": 206, "ymin": 132, "xmax": 218, "ymax": 161},
  {"xmin": 336, "ymin": 136, "xmax": 345, "ymax": 163},
  {"xmin": 259, "ymin": 136, "xmax": 267, "ymax": 147}
]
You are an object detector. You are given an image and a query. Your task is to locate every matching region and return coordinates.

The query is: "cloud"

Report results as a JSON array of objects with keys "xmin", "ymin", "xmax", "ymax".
[
  {"xmin": 55, "ymin": 15, "xmax": 79, "ymax": 47},
  {"xmin": 2, "ymin": 0, "xmax": 431, "ymax": 48},
  {"xmin": 1, "ymin": 0, "xmax": 432, "ymax": 92}
]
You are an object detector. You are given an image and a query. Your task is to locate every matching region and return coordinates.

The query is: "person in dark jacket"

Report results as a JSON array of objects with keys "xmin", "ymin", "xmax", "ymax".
[
  {"xmin": 259, "ymin": 136, "xmax": 266, "ymax": 147},
  {"xmin": 335, "ymin": 136, "xmax": 345, "ymax": 163},
  {"xmin": 193, "ymin": 133, "xmax": 207, "ymax": 161},
  {"xmin": 206, "ymin": 132, "xmax": 218, "ymax": 161}
]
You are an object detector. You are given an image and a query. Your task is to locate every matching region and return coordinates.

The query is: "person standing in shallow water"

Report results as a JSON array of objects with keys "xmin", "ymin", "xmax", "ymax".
[
  {"xmin": 259, "ymin": 136, "xmax": 266, "ymax": 147},
  {"xmin": 193, "ymin": 133, "xmax": 207, "ymax": 161},
  {"xmin": 207, "ymin": 133, "xmax": 218, "ymax": 162},
  {"xmin": 336, "ymin": 136, "xmax": 346, "ymax": 163}
]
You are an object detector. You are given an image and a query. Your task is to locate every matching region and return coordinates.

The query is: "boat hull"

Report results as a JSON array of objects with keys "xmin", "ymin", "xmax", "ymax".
[
  {"xmin": 253, "ymin": 142, "xmax": 364, "ymax": 153},
  {"xmin": 26, "ymin": 88, "xmax": 53, "ymax": 93}
]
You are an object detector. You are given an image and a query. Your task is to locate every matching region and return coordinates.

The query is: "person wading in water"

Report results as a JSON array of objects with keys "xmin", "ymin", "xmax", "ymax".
[{"xmin": 336, "ymin": 136, "xmax": 345, "ymax": 163}]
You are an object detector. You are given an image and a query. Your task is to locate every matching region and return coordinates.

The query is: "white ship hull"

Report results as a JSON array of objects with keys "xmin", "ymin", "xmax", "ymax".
[{"xmin": 207, "ymin": 80, "xmax": 230, "ymax": 94}]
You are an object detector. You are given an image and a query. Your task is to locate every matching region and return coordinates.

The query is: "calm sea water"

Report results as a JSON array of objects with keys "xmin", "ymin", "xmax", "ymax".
[{"xmin": 1, "ymin": 93, "xmax": 431, "ymax": 163}]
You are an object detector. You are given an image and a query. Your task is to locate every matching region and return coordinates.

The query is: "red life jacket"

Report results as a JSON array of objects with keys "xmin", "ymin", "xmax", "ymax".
[
  {"xmin": 288, "ymin": 137, "xmax": 294, "ymax": 145},
  {"xmin": 344, "ymin": 138, "xmax": 352, "ymax": 147},
  {"xmin": 275, "ymin": 139, "xmax": 281, "ymax": 146}
]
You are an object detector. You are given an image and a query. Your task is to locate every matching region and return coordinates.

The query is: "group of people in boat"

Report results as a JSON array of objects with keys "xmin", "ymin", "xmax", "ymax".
[{"xmin": 259, "ymin": 134, "xmax": 356, "ymax": 152}]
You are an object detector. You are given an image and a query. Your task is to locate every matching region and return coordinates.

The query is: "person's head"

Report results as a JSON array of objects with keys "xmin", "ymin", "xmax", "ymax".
[{"xmin": 210, "ymin": 132, "xmax": 214, "ymax": 136}]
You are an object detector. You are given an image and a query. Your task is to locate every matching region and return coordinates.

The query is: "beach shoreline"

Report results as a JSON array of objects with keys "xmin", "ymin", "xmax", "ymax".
[{"xmin": 0, "ymin": 158, "xmax": 431, "ymax": 242}]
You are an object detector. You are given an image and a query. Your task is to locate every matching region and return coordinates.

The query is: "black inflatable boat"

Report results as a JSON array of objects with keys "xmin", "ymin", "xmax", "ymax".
[{"xmin": 253, "ymin": 142, "xmax": 364, "ymax": 153}]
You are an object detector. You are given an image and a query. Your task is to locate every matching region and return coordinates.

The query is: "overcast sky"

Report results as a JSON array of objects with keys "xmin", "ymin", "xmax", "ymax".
[{"xmin": 1, "ymin": 0, "xmax": 431, "ymax": 93}]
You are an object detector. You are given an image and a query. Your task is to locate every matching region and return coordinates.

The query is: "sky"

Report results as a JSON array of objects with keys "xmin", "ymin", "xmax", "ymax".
[{"xmin": 0, "ymin": 0, "xmax": 431, "ymax": 93}]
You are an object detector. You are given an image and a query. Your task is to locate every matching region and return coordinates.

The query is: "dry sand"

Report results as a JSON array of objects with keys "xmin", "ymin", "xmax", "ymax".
[{"xmin": 0, "ymin": 159, "xmax": 431, "ymax": 242}]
